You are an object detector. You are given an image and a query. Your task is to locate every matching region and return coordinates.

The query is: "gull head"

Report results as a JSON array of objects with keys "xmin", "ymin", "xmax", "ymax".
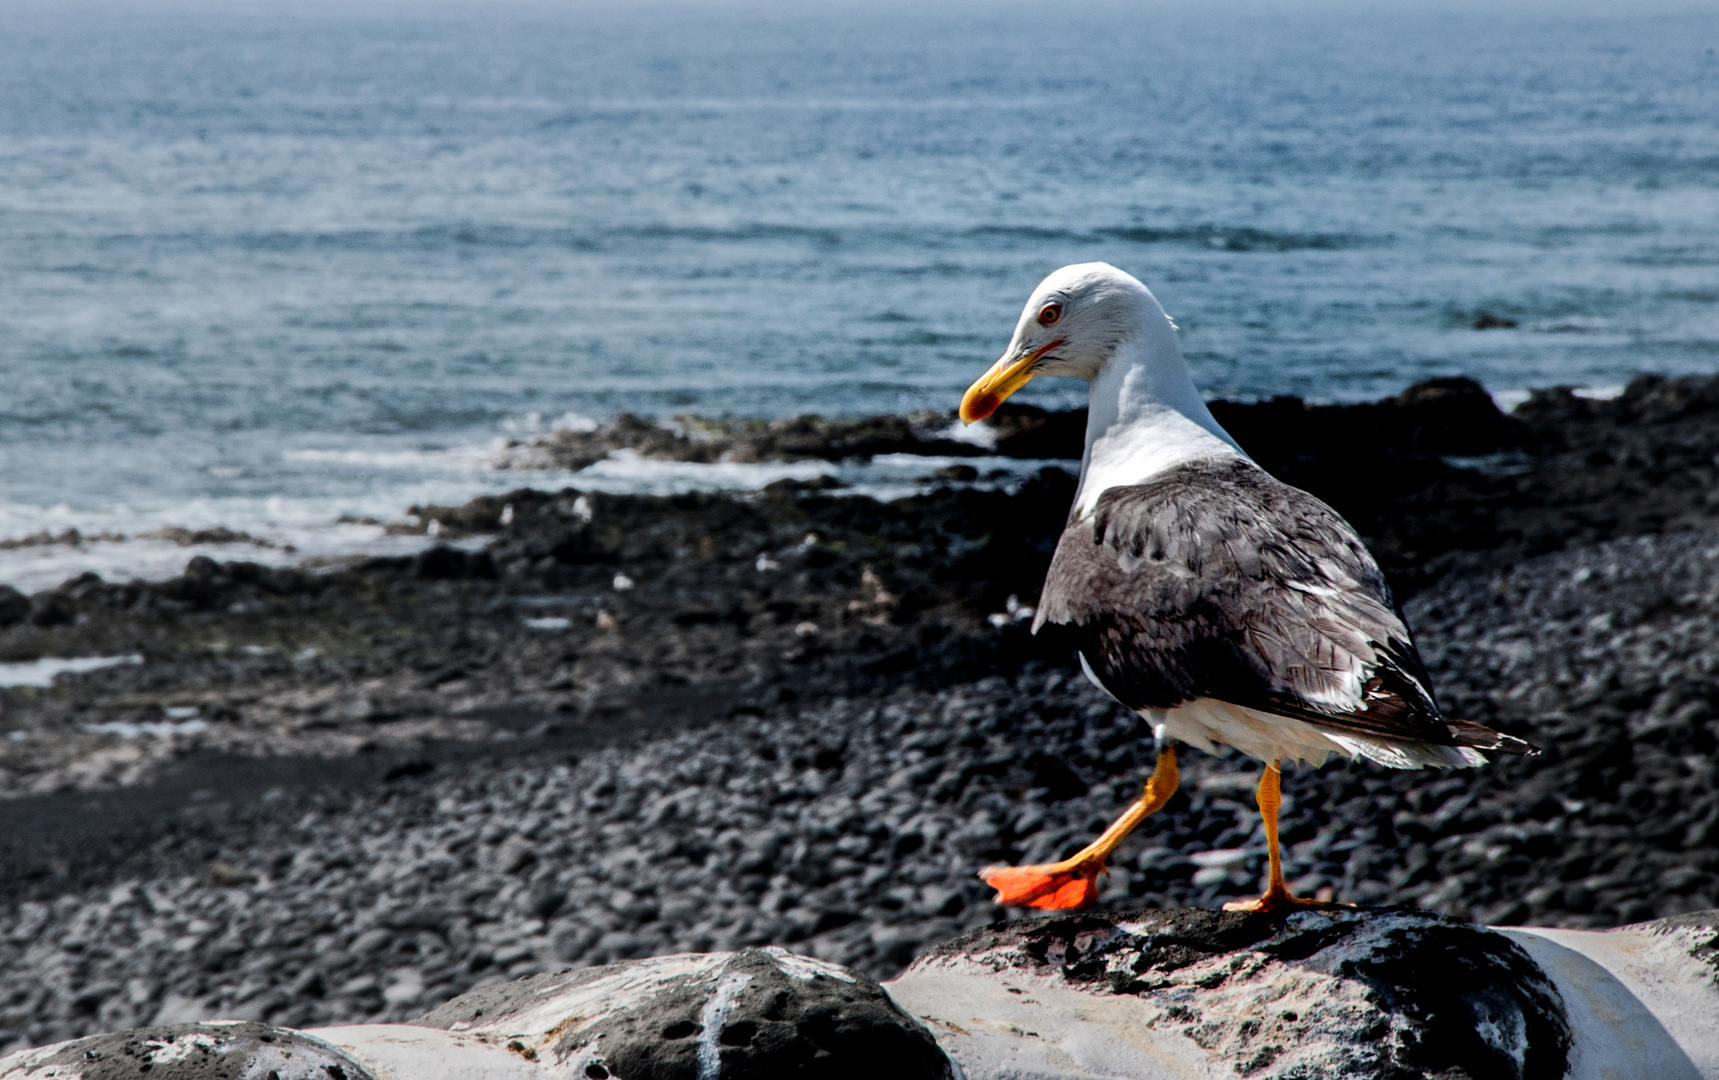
[{"xmin": 960, "ymin": 262, "xmax": 1163, "ymax": 423}]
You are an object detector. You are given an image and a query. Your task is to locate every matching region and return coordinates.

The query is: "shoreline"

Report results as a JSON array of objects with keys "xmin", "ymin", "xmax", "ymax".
[
  {"xmin": 0, "ymin": 372, "xmax": 1716, "ymax": 1048},
  {"xmin": 5, "ymin": 372, "xmax": 1719, "ymax": 800},
  {"xmin": 7, "ymin": 371, "xmax": 1717, "ymax": 596}
]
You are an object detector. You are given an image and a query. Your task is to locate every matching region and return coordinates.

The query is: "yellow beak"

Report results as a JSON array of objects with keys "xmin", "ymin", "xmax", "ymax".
[{"xmin": 959, "ymin": 339, "xmax": 1063, "ymax": 424}]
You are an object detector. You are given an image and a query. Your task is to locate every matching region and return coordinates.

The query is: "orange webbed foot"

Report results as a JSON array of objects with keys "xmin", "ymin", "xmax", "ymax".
[{"xmin": 980, "ymin": 861, "xmax": 1103, "ymax": 910}]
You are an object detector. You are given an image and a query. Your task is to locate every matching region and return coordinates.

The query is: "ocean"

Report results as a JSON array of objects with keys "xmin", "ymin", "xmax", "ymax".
[{"xmin": 2, "ymin": 0, "xmax": 1717, "ymax": 589}]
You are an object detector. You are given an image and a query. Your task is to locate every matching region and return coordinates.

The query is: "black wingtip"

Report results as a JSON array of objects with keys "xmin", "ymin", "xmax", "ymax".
[
  {"xmin": 1447, "ymin": 718, "xmax": 1540, "ymax": 756},
  {"xmin": 1491, "ymin": 732, "xmax": 1542, "ymax": 757}
]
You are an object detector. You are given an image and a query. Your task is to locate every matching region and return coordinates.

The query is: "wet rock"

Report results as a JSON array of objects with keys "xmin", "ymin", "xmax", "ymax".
[
  {"xmin": 985, "ymin": 403, "xmax": 1088, "ymax": 459},
  {"xmin": 141, "ymin": 526, "xmax": 273, "ymax": 548},
  {"xmin": 404, "ymin": 493, "xmax": 524, "ymax": 535},
  {"xmin": 497, "ymin": 376, "xmax": 1537, "ymax": 477},
  {"xmin": 0, "ymin": 587, "xmax": 29, "ymax": 628},
  {"xmin": 412, "ymin": 545, "xmax": 496, "ymax": 580},
  {"xmin": 762, "ymin": 475, "xmax": 847, "ymax": 494},
  {"xmin": 476, "ymin": 372, "xmax": 1719, "ymax": 595},
  {"xmin": 509, "ymin": 411, "xmax": 990, "ymax": 472},
  {"xmin": 26, "ymin": 591, "xmax": 73, "ymax": 627}
]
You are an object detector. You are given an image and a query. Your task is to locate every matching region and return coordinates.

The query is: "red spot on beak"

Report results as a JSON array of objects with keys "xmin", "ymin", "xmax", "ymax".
[{"xmin": 965, "ymin": 393, "xmax": 1000, "ymax": 423}]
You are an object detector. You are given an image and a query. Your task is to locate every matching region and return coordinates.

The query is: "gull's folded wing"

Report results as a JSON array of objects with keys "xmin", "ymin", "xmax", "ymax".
[{"xmin": 1035, "ymin": 457, "xmax": 1532, "ymax": 754}]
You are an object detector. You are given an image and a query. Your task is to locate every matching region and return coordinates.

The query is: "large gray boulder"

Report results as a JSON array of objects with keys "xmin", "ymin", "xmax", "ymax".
[
  {"xmin": 1502, "ymin": 912, "xmax": 1719, "ymax": 1080},
  {"xmin": 3, "ymin": 911, "xmax": 1714, "ymax": 1080},
  {"xmin": 401, "ymin": 946, "xmax": 952, "ymax": 1079},
  {"xmin": 0, "ymin": 1020, "xmax": 372, "ymax": 1079},
  {"xmin": 889, "ymin": 907, "xmax": 1718, "ymax": 1080},
  {"xmin": 0, "ymin": 947, "xmax": 952, "ymax": 1080}
]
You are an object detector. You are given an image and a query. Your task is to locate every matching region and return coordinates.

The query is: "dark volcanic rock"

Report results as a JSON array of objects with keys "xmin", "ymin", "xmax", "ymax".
[
  {"xmin": 503, "ymin": 376, "xmax": 1538, "ymax": 478},
  {"xmin": 3, "ymin": 375, "xmax": 1719, "ymax": 1052},
  {"xmin": 495, "ymin": 374, "xmax": 1719, "ymax": 596},
  {"xmin": 513, "ymin": 410, "xmax": 994, "ymax": 471},
  {"xmin": 0, "ymin": 587, "xmax": 29, "ymax": 629},
  {"xmin": 26, "ymin": 591, "xmax": 74, "ymax": 628},
  {"xmin": 1215, "ymin": 374, "xmax": 1529, "ymax": 461},
  {"xmin": 900, "ymin": 907, "xmax": 1571, "ymax": 1079},
  {"xmin": 1, "ymin": 526, "xmax": 1717, "ymax": 1048}
]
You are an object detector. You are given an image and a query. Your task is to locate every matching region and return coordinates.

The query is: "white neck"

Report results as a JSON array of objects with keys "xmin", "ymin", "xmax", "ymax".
[{"xmin": 1070, "ymin": 306, "xmax": 1245, "ymax": 519}]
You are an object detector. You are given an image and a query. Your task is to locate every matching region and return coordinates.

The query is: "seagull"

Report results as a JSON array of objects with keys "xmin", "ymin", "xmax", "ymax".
[{"xmin": 960, "ymin": 263, "xmax": 1535, "ymax": 912}]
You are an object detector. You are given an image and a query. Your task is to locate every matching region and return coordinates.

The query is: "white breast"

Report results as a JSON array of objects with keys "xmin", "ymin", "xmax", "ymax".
[
  {"xmin": 1069, "ymin": 329, "xmax": 1246, "ymax": 520},
  {"xmin": 1072, "ymin": 404, "xmax": 1243, "ymax": 519}
]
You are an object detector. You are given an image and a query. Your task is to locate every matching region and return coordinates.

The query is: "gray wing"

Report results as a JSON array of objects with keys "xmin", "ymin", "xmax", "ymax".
[{"xmin": 1035, "ymin": 457, "xmax": 1509, "ymax": 750}]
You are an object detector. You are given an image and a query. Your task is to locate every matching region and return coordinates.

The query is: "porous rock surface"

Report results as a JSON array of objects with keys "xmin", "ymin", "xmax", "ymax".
[
  {"xmin": 0, "ymin": 948, "xmax": 953, "ymax": 1080},
  {"xmin": 408, "ymin": 945, "xmax": 951, "ymax": 1079},
  {"xmin": 893, "ymin": 907, "xmax": 1572, "ymax": 1080},
  {"xmin": 0, "ymin": 1020, "xmax": 372, "ymax": 1080},
  {"xmin": 8, "ymin": 912, "xmax": 1718, "ymax": 1079}
]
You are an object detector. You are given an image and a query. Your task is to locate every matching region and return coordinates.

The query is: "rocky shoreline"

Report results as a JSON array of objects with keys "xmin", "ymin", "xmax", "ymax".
[
  {"xmin": 8, "ymin": 910, "xmax": 1716, "ymax": 1078},
  {"xmin": 1, "ymin": 374, "xmax": 1717, "ymax": 1051}
]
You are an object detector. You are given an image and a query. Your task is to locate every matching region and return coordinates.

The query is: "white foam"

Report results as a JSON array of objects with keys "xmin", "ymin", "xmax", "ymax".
[
  {"xmin": 555, "ymin": 448, "xmax": 1064, "ymax": 502},
  {"xmin": 81, "ymin": 718, "xmax": 210, "ymax": 739},
  {"xmin": 847, "ymin": 453, "xmax": 1067, "ymax": 501},
  {"xmin": 572, "ymin": 449, "xmax": 835, "ymax": 493},
  {"xmin": 280, "ymin": 445, "xmax": 496, "ymax": 471},
  {"xmin": 0, "ymin": 466, "xmax": 515, "ymax": 591},
  {"xmin": 0, "ymin": 524, "xmax": 471, "ymax": 596},
  {"xmin": 1491, "ymin": 389, "xmax": 1532, "ymax": 413},
  {"xmin": 500, "ymin": 411, "xmax": 601, "ymax": 436},
  {"xmin": 1491, "ymin": 384, "xmax": 1626, "ymax": 414},
  {"xmin": 1530, "ymin": 316, "xmax": 1616, "ymax": 335},
  {"xmin": 0, "ymin": 428, "xmax": 1067, "ymax": 592},
  {"xmin": 0, "ymin": 655, "xmax": 142, "ymax": 688},
  {"xmin": 943, "ymin": 418, "xmax": 998, "ymax": 450}
]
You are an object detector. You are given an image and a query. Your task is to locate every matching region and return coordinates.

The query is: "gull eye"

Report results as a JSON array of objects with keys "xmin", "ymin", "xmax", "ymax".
[{"xmin": 1037, "ymin": 302, "xmax": 1063, "ymax": 327}]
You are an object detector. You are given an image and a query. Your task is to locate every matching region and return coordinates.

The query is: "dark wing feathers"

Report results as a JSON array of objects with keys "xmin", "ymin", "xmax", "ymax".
[
  {"xmin": 1036, "ymin": 457, "xmax": 1529, "ymax": 753},
  {"xmin": 1445, "ymin": 718, "xmax": 1539, "ymax": 755}
]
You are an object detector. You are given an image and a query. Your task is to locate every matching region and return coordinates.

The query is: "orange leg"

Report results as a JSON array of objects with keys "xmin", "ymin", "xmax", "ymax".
[
  {"xmin": 1222, "ymin": 761, "xmax": 1349, "ymax": 913},
  {"xmin": 981, "ymin": 746, "xmax": 1178, "ymax": 910}
]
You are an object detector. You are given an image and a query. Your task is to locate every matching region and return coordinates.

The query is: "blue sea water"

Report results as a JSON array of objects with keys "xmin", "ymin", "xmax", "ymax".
[{"xmin": 0, "ymin": 0, "xmax": 1716, "ymax": 586}]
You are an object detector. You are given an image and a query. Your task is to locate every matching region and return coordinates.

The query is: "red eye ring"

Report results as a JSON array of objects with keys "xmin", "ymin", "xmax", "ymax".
[{"xmin": 1037, "ymin": 302, "xmax": 1063, "ymax": 327}]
